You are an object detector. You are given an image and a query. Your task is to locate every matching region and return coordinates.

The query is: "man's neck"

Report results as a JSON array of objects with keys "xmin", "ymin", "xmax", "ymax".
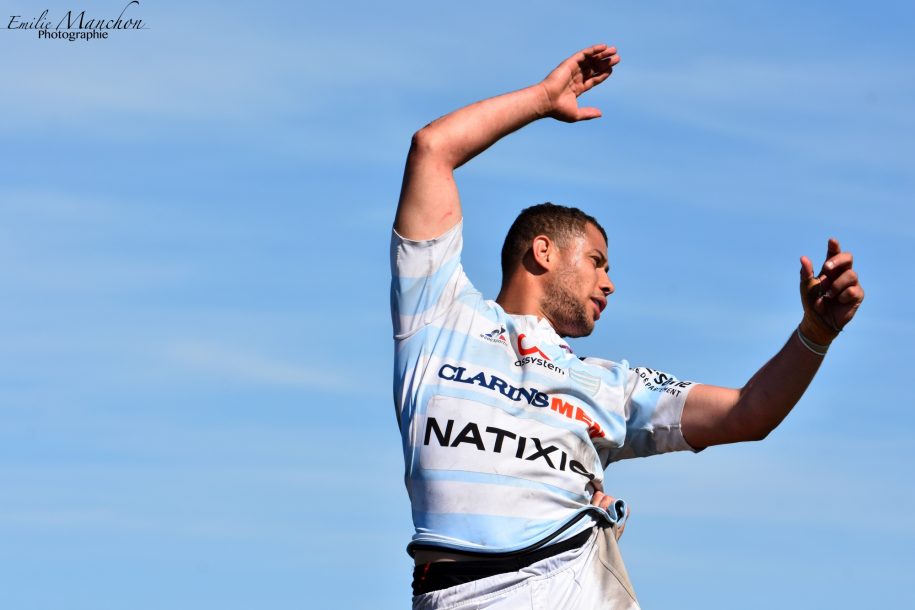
[{"xmin": 496, "ymin": 279, "xmax": 544, "ymax": 318}]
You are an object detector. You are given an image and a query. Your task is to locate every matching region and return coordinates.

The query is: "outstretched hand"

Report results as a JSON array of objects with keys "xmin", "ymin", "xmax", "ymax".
[
  {"xmin": 540, "ymin": 44, "xmax": 619, "ymax": 123},
  {"xmin": 799, "ymin": 238, "xmax": 864, "ymax": 345}
]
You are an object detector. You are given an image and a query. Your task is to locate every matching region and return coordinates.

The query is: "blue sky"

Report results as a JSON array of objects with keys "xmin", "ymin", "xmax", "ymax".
[{"xmin": 1, "ymin": 0, "xmax": 913, "ymax": 608}]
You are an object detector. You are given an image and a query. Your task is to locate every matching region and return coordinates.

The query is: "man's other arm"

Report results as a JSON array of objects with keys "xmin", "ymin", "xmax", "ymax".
[
  {"xmin": 394, "ymin": 44, "xmax": 620, "ymax": 241},
  {"xmin": 681, "ymin": 239, "xmax": 865, "ymax": 448}
]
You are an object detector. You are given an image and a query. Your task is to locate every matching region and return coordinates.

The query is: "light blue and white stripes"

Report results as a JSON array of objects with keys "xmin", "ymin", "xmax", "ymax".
[{"xmin": 391, "ymin": 221, "xmax": 699, "ymax": 554}]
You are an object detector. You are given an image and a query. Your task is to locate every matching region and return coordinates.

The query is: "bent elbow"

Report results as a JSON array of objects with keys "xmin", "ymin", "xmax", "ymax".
[
  {"xmin": 410, "ymin": 126, "xmax": 441, "ymax": 157},
  {"xmin": 407, "ymin": 126, "xmax": 459, "ymax": 171},
  {"xmin": 746, "ymin": 426, "xmax": 772, "ymax": 443}
]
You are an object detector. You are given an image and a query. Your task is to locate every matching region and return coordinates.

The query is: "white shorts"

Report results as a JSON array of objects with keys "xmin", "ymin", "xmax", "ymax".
[{"xmin": 412, "ymin": 525, "xmax": 640, "ymax": 610}]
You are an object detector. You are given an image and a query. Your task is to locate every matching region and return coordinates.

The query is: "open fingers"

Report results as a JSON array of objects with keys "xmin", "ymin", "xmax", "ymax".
[
  {"xmin": 591, "ymin": 49, "xmax": 620, "ymax": 66},
  {"xmin": 582, "ymin": 44, "xmax": 616, "ymax": 60},
  {"xmin": 573, "ymin": 44, "xmax": 612, "ymax": 71},
  {"xmin": 584, "ymin": 69, "xmax": 612, "ymax": 88},
  {"xmin": 582, "ymin": 45, "xmax": 618, "ymax": 68},
  {"xmin": 582, "ymin": 56, "xmax": 618, "ymax": 87},
  {"xmin": 581, "ymin": 74, "xmax": 612, "ymax": 95}
]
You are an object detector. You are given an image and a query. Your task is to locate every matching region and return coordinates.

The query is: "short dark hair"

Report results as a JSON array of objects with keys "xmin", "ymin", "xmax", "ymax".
[{"xmin": 500, "ymin": 202, "xmax": 607, "ymax": 277}]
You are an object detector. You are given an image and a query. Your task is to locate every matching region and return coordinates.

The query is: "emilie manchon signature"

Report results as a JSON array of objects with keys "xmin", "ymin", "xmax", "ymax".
[{"xmin": 7, "ymin": 0, "xmax": 145, "ymax": 41}]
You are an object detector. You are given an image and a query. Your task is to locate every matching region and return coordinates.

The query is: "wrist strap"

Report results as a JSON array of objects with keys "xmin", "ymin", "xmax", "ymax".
[{"xmin": 796, "ymin": 326, "xmax": 829, "ymax": 356}]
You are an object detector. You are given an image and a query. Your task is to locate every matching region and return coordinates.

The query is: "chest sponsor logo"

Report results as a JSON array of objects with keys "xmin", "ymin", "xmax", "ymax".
[
  {"xmin": 438, "ymin": 364, "xmax": 605, "ymax": 438},
  {"xmin": 423, "ymin": 416, "xmax": 596, "ymax": 481},
  {"xmin": 636, "ymin": 367, "xmax": 693, "ymax": 397},
  {"xmin": 515, "ymin": 334, "xmax": 565, "ymax": 375}
]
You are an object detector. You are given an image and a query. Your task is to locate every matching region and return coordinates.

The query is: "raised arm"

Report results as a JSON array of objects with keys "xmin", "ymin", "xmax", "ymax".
[
  {"xmin": 394, "ymin": 44, "xmax": 620, "ymax": 241},
  {"xmin": 681, "ymin": 239, "xmax": 865, "ymax": 448}
]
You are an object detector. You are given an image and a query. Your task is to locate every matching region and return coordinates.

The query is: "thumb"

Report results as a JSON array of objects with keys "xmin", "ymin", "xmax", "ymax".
[
  {"xmin": 577, "ymin": 107, "xmax": 602, "ymax": 121},
  {"xmin": 800, "ymin": 255, "xmax": 825, "ymax": 314},
  {"xmin": 799, "ymin": 256, "xmax": 815, "ymax": 282}
]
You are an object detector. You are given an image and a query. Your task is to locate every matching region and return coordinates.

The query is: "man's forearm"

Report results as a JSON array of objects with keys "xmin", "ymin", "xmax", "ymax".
[
  {"xmin": 395, "ymin": 84, "xmax": 551, "ymax": 240},
  {"xmin": 683, "ymin": 327, "xmax": 826, "ymax": 448},
  {"xmin": 732, "ymin": 329, "xmax": 826, "ymax": 440},
  {"xmin": 412, "ymin": 84, "xmax": 550, "ymax": 171},
  {"xmin": 395, "ymin": 45, "xmax": 618, "ymax": 240},
  {"xmin": 683, "ymin": 239, "xmax": 863, "ymax": 448}
]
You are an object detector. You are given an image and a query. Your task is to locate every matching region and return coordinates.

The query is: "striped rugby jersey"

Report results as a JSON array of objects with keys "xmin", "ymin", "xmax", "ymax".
[{"xmin": 391, "ymin": 220, "xmax": 699, "ymax": 555}]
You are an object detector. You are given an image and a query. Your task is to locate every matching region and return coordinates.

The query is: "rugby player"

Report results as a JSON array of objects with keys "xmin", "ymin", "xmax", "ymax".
[{"xmin": 391, "ymin": 44, "xmax": 864, "ymax": 609}]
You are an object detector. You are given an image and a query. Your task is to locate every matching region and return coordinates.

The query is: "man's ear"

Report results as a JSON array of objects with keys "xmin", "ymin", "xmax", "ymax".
[{"xmin": 531, "ymin": 235, "xmax": 556, "ymax": 271}]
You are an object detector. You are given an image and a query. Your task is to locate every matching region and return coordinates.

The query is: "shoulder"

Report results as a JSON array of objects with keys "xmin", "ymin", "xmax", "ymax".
[
  {"xmin": 391, "ymin": 219, "xmax": 464, "ymax": 277},
  {"xmin": 577, "ymin": 355, "xmax": 631, "ymax": 381}
]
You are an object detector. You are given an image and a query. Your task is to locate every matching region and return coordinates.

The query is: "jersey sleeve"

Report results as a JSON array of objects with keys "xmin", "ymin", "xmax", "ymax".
[
  {"xmin": 611, "ymin": 363, "xmax": 701, "ymax": 462},
  {"xmin": 576, "ymin": 357, "xmax": 701, "ymax": 461},
  {"xmin": 589, "ymin": 359, "xmax": 701, "ymax": 462},
  {"xmin": 390, "ymin": 220, "xmax": 477, "ymax": 340}
]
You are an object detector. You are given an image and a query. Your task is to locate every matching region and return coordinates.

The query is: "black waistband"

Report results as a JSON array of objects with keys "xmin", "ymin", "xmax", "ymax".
[{"xmin": 412, "ymin": 528, "xmax": 593, "ymax": 596}]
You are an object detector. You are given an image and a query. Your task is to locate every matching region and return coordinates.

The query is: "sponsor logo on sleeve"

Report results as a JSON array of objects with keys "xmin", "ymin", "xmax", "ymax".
[{"xmin": 635, "ymin": 367, "xmax": 693, "ymax": 397}]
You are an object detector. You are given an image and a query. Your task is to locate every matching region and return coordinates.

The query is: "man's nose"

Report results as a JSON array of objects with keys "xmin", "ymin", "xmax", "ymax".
[{"xmin": 601, "ymin": 271, "xmax": 614, "ymax": 296}]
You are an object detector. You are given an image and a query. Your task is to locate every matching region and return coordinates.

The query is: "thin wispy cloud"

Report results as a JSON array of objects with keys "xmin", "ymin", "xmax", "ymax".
[{"xmin": 161, "ymin": 339, "xmax": 350, "ymax": 391}]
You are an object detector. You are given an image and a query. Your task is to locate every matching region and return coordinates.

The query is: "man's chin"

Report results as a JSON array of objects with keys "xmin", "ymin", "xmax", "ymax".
[{"xmin": 559, "ymin": 320, "xmax": 596, "ymax": 339}]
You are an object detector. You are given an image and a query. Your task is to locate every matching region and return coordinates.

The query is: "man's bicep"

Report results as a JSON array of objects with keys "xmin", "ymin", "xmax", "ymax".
[
  {"xmin": 394, "ymin": 132, "xmax": 463, "ymax": 241},
  {"xmin": 681, "ymin": 383, "xmax": 744, "ymax": 449}
]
